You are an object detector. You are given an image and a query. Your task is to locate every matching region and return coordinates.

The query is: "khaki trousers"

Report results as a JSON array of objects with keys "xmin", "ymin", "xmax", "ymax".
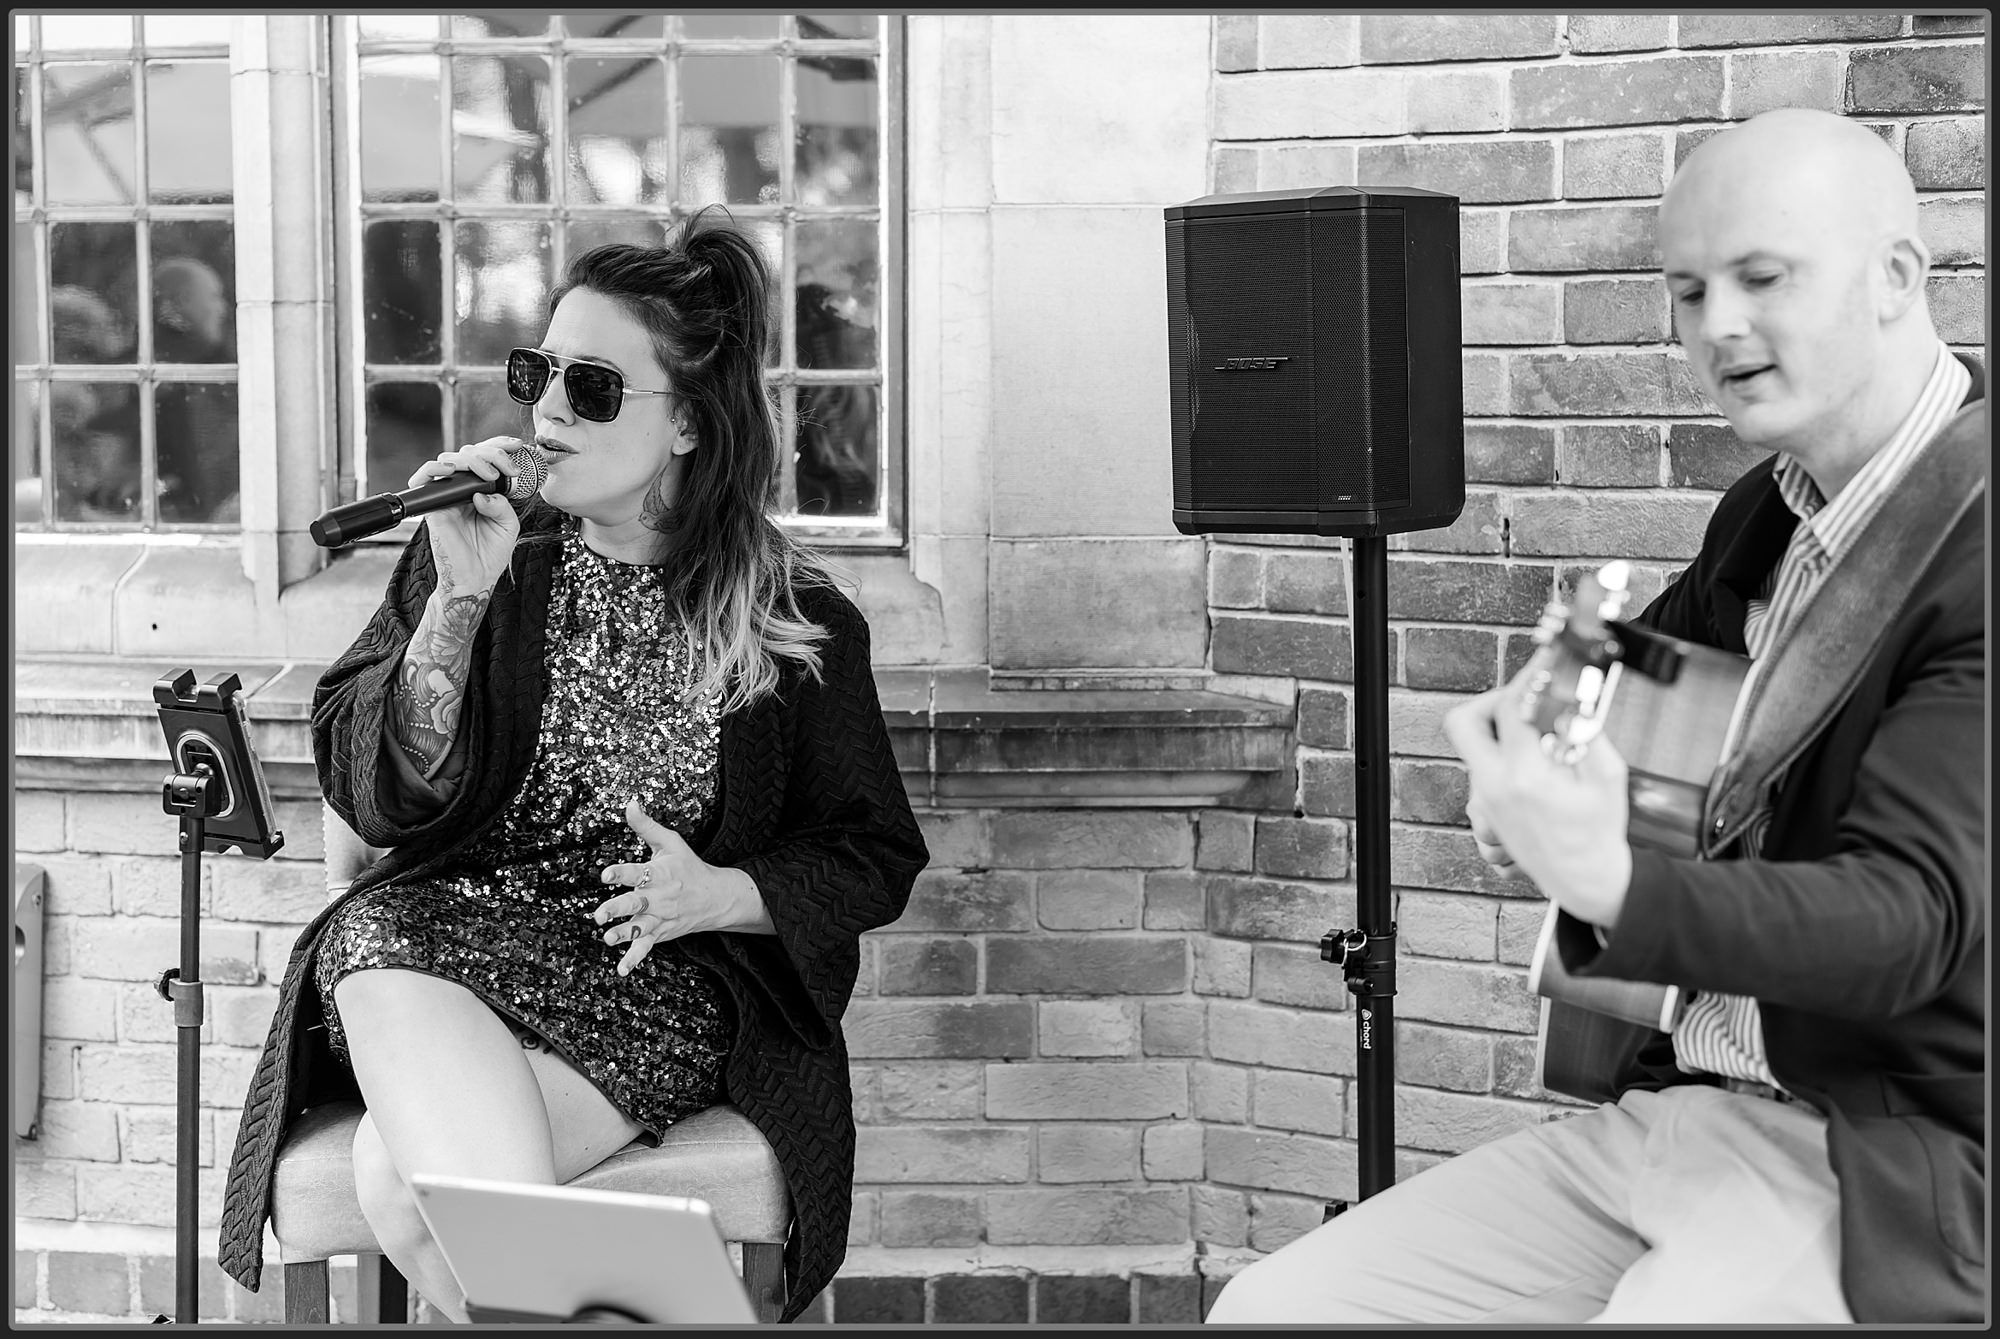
[{"xmin": 1205, "ymin": 1084, "xmax": 1852, "ymax": 1325}]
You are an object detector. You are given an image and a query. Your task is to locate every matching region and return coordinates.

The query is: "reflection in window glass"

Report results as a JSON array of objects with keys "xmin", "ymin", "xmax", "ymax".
[
  {"xmin": 13, "ymin": 216, "xmax": 42, "ymax": 360},
  {"xmin": 350, "ymin": 15, "xmax": 899, "ymax": 542},
  {"xmin": 680, "ymin": 56, "xmax": 780, "ymax": 205},
  {"xmin": 367, "ymin": 381, "xmax": 443, "ymax": 497},
  {"xmin": 683, "ymin": 15, "xmax": 782, "ymax": 39},
  {"xmin": 364, "ymin": 220, "xmax": 443, "ymax": 364},
  {"xmin": 49, "ymin": 221, "xmax": 138, "ymax": 362},
  {"xmin": 455, "ymin": 219, "xmax": 552, "ymax": 364},
  {"xmin": 797, "ymin": 15, "xmax": 879, "ymax": 39},
  {"xmin": 567, "ymin": 57, "xmax": 668, "ymax": 207},
  {"xmin": 14, "ymin": 66, "xmax": 31, "ymax": 203},
  {"xmin": 155, "ymin": 382, "xmax": 239, "ymax": 521},
  {"xmin": 14, "ymin": 378, "xmax": 44, "ymax": 525},
  {"xmin": 360, "ymin": 55, "xmax": 441, "ymax": 204},
  {"xmin": 795, "ymin": 383, "xmax": 877, "ymax": 517},
  {"xmin": 141, "ymin": 15, "xmax": 234, "ymax": 46},
  {"xmin": 567, "ymin": 15, "xmax": 664, "ymax": 40},
  {"xmin": 796, "ymin": 218, "xmax": 878, "ymax": 369},
  {"xmin": 795, "ymin": 55, "xmax": 878, "ymax": 207},
  {"xmin": 20, "ymin": 14, "xmax": 236, "ymax": 531},
  {"xmin": 736, "ymin": 217, "xmax": 785, "ymax": 367},
  {"xmin": 565, "ymin": 215, "xmax": 664, "ymax": 259},
  {"xmin": 41, "ymin": 15, "xmax": 132, "ymax": 51},
  {"xmin": 358, "ymin": 16, "xmax": 439, "ymax": 40},
  {"xmin": 453, "ymin": 53, "xmax": 551, "ymax": 204},
  {"xmin": 455, "ymin": 374, "xmax": 527, "ymax": 446},
  {"xmin": 52, "ymin": 381, "xmax": 141, "ymax": 521},
  {"xmin": 147, "ymin": 61, "xmax": 233, "ymax": 204},
  {"xmin": 42, "ymin": 62, "xmax": 136, "ymax": 206},
  {"xmin": 452, "ymin": 13, "xmax": 552, "ymax": 39},
  {"xmin": 151, "ymin": 221, "xmax": 236, "ymax": 363}
]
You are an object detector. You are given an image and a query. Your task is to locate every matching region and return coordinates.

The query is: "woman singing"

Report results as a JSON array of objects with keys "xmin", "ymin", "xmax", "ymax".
[{"xmin": 218, "ymin": 213, "xmax": 929, "ymax": 1321}]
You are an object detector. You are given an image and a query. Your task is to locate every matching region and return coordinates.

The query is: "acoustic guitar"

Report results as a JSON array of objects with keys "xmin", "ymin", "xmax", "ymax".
[{"xmin": 1516, "ymin": 561, "xmax": 1752, "ymax": 1101}]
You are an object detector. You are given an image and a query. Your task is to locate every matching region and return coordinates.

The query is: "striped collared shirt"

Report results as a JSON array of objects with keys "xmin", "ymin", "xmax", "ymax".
[{"xmin": 1672, "ymin": 342, "xmax": 1972, "ymax": 1089}]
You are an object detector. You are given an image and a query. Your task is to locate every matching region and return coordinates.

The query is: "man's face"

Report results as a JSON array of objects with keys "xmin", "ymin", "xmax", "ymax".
[{"xmin": 1659, "ymin": 176, "xmax": 1882, "ymax": 456}]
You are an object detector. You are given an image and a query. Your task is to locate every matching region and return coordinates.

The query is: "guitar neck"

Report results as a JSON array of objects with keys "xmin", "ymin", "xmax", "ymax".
[{"xmin": 1520, "ymin": 568, "xmax": 1754, "ymax": 1099}]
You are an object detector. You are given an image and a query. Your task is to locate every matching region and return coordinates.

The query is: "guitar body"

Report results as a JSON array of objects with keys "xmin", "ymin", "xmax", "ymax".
[
  {"xmin": 1518, "ymin": 572, "xmax": 1753, "ymax": 1102},
  {"xmin": 1591, "ymin": 635, "xmax": 1752, "ymax": 860},
  {"xmin": 1536, "ymin": 998, "xmax": 1650, "ymax": 1106}
]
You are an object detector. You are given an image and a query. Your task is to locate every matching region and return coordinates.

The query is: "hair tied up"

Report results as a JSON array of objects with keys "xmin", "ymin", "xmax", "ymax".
[{"xmin": 682, "ymin": 232, "xmax": 720, "ymax": 278}]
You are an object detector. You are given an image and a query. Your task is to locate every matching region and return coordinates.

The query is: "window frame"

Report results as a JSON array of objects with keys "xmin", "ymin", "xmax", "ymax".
[
  {"xmin": 326, "ymin": 13, "xmax": 907, "ymax": 552},
  {"xmin": 12, "ymin": 13, "xmax": 243, "ymax": 535}
]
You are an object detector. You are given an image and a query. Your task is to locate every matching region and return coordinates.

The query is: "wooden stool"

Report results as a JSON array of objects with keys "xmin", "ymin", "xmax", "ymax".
[
  {"xmin": 267, "ymin": 803, "xmax": 791, "ymax": 1323},
  {"xmin": 269, "ymin": 1099, "xmax": 791, "ymax": 1323}
]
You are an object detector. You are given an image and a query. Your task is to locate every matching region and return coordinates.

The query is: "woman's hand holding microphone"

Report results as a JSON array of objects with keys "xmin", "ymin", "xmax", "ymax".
[{"xmin": 410, "ymin": 436, "xmax": 536, "ymax": 594}]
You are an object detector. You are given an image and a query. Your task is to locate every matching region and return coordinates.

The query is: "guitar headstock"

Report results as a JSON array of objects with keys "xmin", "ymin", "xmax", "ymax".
[{"xmin": 1520, "ymin": 561, "xmax": 1633, "ymax": 762}]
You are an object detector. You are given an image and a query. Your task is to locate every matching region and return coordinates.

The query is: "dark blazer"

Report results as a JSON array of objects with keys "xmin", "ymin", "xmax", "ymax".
[
  {"xmin": 217, "ymin": 510, "xmax": 930, "ymax": 1318},
  {"xmin": 1581, "ymin": 373, "xmax": 1986, "ymax": 1322}
]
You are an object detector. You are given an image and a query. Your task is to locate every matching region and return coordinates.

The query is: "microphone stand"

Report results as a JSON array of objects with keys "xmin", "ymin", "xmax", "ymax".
[
  {"xmin": 1320, "ymin": 534, "xmax": 1397, "ymax": 1212},
  {"xmin": 153, "ymin": 764, "xmax": 223, "ymax": 1324}
]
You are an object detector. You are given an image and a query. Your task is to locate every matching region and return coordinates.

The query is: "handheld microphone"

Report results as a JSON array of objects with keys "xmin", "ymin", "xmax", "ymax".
[{"xmin": 310, "ymin": 445, "xmax": 550, "ymax": 547}]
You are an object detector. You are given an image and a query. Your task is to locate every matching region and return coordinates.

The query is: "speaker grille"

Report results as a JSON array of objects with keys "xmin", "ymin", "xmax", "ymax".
[
  {"xmin": 1166, "ymin": 222, "xmax": 1191, "ymax": 501},
  {"xmin": 1185, "ymin": 215, "xmax": 1317, "ymax": 510},
  {"xmin": 1166, "ymin": 187, "xmax": 1462, "ymax": 537},
  {"xmin": 1313, "ymin": 210, "xmax": 1410, "ymax": 510}
]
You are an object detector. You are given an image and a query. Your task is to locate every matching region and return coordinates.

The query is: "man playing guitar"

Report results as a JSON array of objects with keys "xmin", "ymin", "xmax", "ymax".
[{"xmin": 1207, "ymin": 107, "xmax": 1984, "ymax": 1324}]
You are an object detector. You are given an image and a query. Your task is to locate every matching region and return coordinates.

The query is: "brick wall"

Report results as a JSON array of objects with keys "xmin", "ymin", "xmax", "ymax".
[
  {"xmin": 15, "ymin": 785, "xmax": 332, "ymax": 1321},
  {"xmin": 1190, "ymin": 0, "xmax": 1986, "ymax": 1279}
]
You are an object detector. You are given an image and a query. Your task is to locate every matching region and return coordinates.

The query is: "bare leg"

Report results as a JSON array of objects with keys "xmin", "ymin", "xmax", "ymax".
[
  {"xmin": 352, "ymin": 1112, "xmax": 462, "ymax": 1320},
  {"xmin": 337, "ymin": 968, "xmax": 644, "ymax": 1322}
]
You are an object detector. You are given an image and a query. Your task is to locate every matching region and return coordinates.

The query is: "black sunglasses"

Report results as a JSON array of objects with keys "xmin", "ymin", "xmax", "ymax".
[{"xmin": 506, "ymin": 347, "xmax": 680, "ymax": 423}]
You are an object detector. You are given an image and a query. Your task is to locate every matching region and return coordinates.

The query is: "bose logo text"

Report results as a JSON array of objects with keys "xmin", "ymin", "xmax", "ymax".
[{"xmin": 1215, "ymin": 356, "xmax": 1290, "ymax": 371}]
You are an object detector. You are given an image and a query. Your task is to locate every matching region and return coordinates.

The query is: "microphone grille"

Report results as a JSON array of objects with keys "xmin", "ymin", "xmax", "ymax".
[{"xmin": 507, "ymin": 444, "xmax": 550, "ymax": 501}]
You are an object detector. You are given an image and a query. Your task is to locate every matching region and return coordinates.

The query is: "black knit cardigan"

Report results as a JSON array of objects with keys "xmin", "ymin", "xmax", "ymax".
[{"xmin": 217, "ymin": 512, "xmax": 929, "ymax": 1319}]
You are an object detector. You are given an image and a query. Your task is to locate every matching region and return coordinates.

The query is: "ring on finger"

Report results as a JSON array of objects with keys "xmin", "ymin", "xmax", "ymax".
[{"xmin": 635, "ymin": 866, "xmax": 654, "ymax": 890}]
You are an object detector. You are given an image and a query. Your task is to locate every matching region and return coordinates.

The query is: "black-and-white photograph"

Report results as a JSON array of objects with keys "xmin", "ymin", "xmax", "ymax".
[{"xmin": 11, "ymin": 10, "xmax": 1988, "ymax": 1328}]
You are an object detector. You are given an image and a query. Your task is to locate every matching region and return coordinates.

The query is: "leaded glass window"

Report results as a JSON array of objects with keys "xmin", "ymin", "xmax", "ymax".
[
  {"xmin": 13, "ymin": 12, "xmax": 240, "ymax": 530},
  {"xmin": 338, "ymin": 13, "xmax": 903, "ymax": 546}
]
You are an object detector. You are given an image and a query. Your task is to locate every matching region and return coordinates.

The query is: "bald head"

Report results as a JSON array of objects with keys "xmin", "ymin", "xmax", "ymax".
[
  {"xmin": 1656, "ymin": 109, "xmax": 1942, "ymax": 490},
  {"xmin": 1663, "ymin": 109, "xmax": 1920, "ymax": 258}
]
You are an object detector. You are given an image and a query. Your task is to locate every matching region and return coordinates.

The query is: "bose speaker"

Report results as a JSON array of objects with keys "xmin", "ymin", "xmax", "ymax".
[{"xmin": 1165, "ymin": 185, "xmax": 1465, "ymax": 537}]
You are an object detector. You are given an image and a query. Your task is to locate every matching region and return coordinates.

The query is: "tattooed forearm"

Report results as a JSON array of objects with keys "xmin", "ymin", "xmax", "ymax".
[{"xmin": 390, "ymin": 583, "xmax": 492, "ymax": 776}]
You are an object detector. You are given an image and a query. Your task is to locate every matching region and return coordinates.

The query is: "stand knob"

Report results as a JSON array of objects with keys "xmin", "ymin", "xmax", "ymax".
[{"xmin": 1321, "ymin": 928, "xmax": 1366, "ymax": 966}]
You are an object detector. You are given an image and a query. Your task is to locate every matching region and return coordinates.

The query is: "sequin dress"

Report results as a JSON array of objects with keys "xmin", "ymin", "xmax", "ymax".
[{"xmin": 314, "ymin": 526, "xmax": 731, "ymax": 1137}]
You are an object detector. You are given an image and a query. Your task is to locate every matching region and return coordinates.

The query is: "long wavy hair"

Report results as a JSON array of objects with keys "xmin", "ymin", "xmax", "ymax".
[{"xmin": 520, "ymin": 209, "xmax": 838, "ymax": 713}]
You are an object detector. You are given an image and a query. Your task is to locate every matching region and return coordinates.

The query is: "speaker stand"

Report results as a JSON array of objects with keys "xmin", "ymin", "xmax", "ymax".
[{"xmin": 1320, "ymin": 534, "xmax": 1396, "ymax": 1216}]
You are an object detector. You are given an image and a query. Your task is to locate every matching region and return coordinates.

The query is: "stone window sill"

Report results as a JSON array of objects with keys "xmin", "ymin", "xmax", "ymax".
[{"xmin": 16, "ymin": 660, "xmax": 1294, "ymax": 810}]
